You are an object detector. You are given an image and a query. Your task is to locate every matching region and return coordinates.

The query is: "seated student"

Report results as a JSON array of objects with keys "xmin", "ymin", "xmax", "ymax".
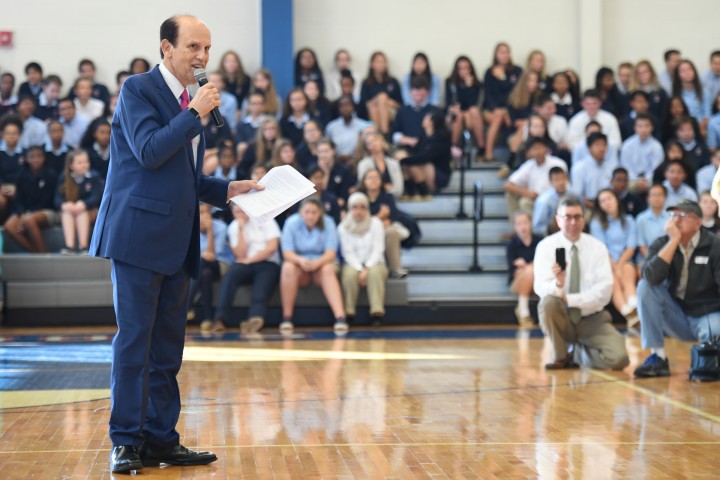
[
  {"xmin": 533, "ymin": 197, "xmax": 629, "ymax": 370},
  {"xmin": 620, "ymin": 113, "xmax": 664, "ymax": 193},
  {"xmin": 3, "ymin": 146, "xmax": 58, "ymax": 253},
  {"xmin": 699, "ymin": 190, "xmax": 720, "ymax": 235},
  {"xmin": 80, "ymin": 118, "xmax": 111, "ymax": 180},
  {"xmin": 294, "ymin": 48, "xmax": 325, "ymax": 94},
  {"xmin": 279, "ymin": 196, "xmax": 347, "ymax": 334},
  {"xmin": 571, "ymin": 120, "xmax": 619, "ymax": 170},
  {"xmin": 633, "ymin": 60, "xmax": 669, "ymax": 121},
  {"xmin": 401, "ymin": 52, "xmax": 441, "ymax": 107},
  {"xmin": 357, "ymin": 132, "xmax": 404, "ymax": 198},
  {"xmin": 483, "ymin": 42, "xmax": 523, "ymax": 161},
  {"xmin": 653, "ymin": 139, "xmax": 695, "ymax": 188},
  {"xmin": 659, "ymin": 95, "xmax": 700, "ymax": 144},
  {"xmin": 338, "ymin": 192, "xmax": 389, "ymax": 325},
  {"xmin": 0, "ymin": 115, "xmax": 26, "ymax": 221},
  {"xmin": 303, "ymin": 79, "xmax": 332, "ymax": 128},
  {"xmin": 213, "ymin": 203, "xmax": 281, "ymax": 334},
  {"xmin": 659, "ymin": 49, "xmax": 681, "ymax": 96},
  {"xmin": 75, "ymin": 59, "xmax": 110, "ymax": 107},
  {"xmin": 43, "ymin": 120, "xmax": 70, "ymax": 174},
  {"xmin": 307, "ymin": 166, "xmax": 342, "ymax": 225},
  {"xmin": 571, "ymin": 132, "xmax": 618, "ymax": 209},
  {"xmin": 0, "ymin": 72, "xmax": 18, "ymax": 114},
  {"xmin": 672, "ymin": 59, "xmax": 711, "ymax": 126},
  {"xmin": 208, "ymin": 71, "xmax": 239, "ymax": 132},
  {"xmin": 703, "ymin": 50, "xmax": 720, "ymax": 103},
  {"xmin": 235, "ymin": 91, "xmax": 270, "ymax": 162},
  {"xmin": 218, "ymin": 50, "xmax": 251, "ymax": 110},
  {"xmin": 619, "ymin": 91, "xmax": 659, "ymax": 141},
  {"xmin": 128, "ymin": 57, "xmax": 150, "ymax": 75},
  {"xmin": 15, "ymin": 96, "xmax": 47, "ymax": 149},
  {"xmin": 616, "ymin": 62, "xmax": 634, "ymax": 117},
  {"xmin": 325, "ymin": 49, "xmax": 361, "ymax": 103},
  {"xmin": 590, "ymin": 189, "xmax": 639, "ymax": 326},
  {"xmin": 636, "ymin": 183, "xmax": 670, "ymax": 269},
  {"xmin": 506, "ymin": 71, "xmax": 542, "ymax": 164},
  {"xmin": 446, "ymin": 55, "xmax": 485, "ymax": 149},
  {"xmin": 315, "ymin": 138, "xmax": 355, "ymax": 207},
  {"xmin": 675, "ymin": 116, "xmax": 710, "ymax": 172},
  {"xmin": 610, "ymin": 167, "xmax": 646, "ymax": 217},
  {"xmin": 663, "ymin": 159, "xmax": 698, "ymax": 207},
  {"xmin": 189, "ymin": 203, "xmax": 233, "ymax": 331},
  {"xmin": 531, "ymin": 95, "xmax": 570, "ymax": 155},
  {"xmin": 514, "ymin": 114, "xmax": 561, "ymax": 166},
  {"xmin": 115, "ymin": 70, "xmax": 130, "ymax": 94},
  {"xmin": 214, "ymin": 143, "xmax": 239, "ymax": 182},
  {"xmin": 506, "ymin": 211, "xmax": 542, "ymax": 328},
  {"xmin": 280, "ymin": 88, "xmax": 314, "ymax": 147},
  {"xmin": 399, "ymin": 110, "xmax": 452, "ymax": 197},
  {"xmin": 73, "ymin": 78, "xmax": 105, "ymax": 121},
  {"xmin": 18, "ymin": 62, "xmax": 43, "ymax": 102},
  {"xmin": 391, "ymin": 76, "xmax": 439, "ymax": 155},
  {"xmin": 242, "ymin": 69, "xmax": 283, "ymax": 120},
  {"xmin": 57, "ymin": 97, "xmax": 90, "ymax": 148},
  {"xmin": 634, "ymin": 199, "xmax": 720, "ymax": 378},
  {"xmin": 595, "ymin": 67, "xmax": 622, "ymax": 118},
  {"xmin": 359, "ymin": 51, "xmax": 403, "ymax": 135},
  {"xmin": 325, "ymin": 95, "xmax": 366, "ymax": 164},
  {"xmin": 707, "ymin": 92, "xmax": 720, "ymax": 152},
  {"xmin": 295, "ymin": 119, "xmax": 323, "ymax": 173},
  {"xmin": 199, "ymin": 119, "xmax": 234, "ymax": 177},
  {"xmin": 526, "ymin": 50, "xmax": 549, "ymax": 92},
  {"xmin": 54, "ymin": 149, "xmax": 103, "ymax": 255},
  {"xmin": 504, "ymin": 136, "xmax": 567, "ymax": 220},
  {"xmin": 36, "ymin": 75, "xmax": 63, "ymax": 121},
  {"xmin": 239, "ymin": 118, "xmax": 281, "ymax": 179},
  {"xmin": 270, "ymin": 139, "xmax": 301, "ymax": 172},
  {"xmin": 357, "ymin": 169, "xmax": 409, "ymax": 278},
  {"xmin": 567, "ymin": 89, "xmax": 622, "ymax": 150},
  {"xmin": 330, "ymin": 70, "xmax": 358, "ymax": 119},
  {"xmin": 533, "ymin": 166, "xmax": 570, "ymax": 236},
  {"xmin": 696, "ymin": 149, "xmax": 720, "ymax": 194},
  {"xmin": 549, "ymin": 71, "xmax": 580, "ymax": 122}
]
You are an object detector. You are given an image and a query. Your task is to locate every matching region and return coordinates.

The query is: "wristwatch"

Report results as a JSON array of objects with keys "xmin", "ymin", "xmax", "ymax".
[{"xmin": 188, "ymin": 107, "xmax": 200, "ymax": 119}]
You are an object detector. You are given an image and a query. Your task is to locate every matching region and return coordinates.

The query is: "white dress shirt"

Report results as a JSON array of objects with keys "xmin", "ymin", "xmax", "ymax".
[
  {"xmin": 508, "ymin": 155, "xmax": 568, "ymax": 195},
  {"xmin": 533, "ymin": 232, "xmax": 613, "ymax": 317},
  {"xmin": 159, "ymin": 62, "xmax": 199, "ymax": 166},
  {"xmin": 567, "ymin": 109, "xmax": 621, "ymax": 150}
]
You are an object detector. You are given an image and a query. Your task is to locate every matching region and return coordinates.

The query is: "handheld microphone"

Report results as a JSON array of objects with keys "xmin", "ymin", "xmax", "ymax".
[{"xmin": 193, "ymin": 68, "xmax": 225, "ymax": 127}]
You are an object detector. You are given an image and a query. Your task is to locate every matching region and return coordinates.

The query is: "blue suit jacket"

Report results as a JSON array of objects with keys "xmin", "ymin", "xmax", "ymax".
[{"xmin": 90, "ymin": 66, "xmax": 229, "ymax": 278}]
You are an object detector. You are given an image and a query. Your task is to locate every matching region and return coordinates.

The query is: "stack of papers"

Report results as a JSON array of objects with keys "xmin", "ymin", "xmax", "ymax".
[{"xmin": 230, "ymin": 165, "xmax": 316, "ymax": 223}]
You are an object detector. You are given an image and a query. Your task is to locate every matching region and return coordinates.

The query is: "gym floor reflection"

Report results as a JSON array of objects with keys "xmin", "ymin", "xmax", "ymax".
[{"xmin": 1, "ymin": 327, "xmax": 719, "ymax": 479}]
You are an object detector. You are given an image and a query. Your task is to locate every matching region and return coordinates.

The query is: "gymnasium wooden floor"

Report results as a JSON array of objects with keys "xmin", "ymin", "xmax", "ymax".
[{"xmin": 0, "ymin": 325, "xmax": 718, "ymax": 479}]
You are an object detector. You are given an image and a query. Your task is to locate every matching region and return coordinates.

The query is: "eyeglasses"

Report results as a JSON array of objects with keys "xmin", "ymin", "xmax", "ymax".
[
  {"xmin": 558, "ymin": 214, "xmax": 585, "ymax": 223},
  {"xmin": 670, "ymin": 211, "xmax": 694, "ymax": 219}
]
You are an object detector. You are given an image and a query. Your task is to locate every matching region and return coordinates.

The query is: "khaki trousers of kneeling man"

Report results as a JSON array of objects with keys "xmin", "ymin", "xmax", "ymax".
[
  {"xmin": 341, "ymin": 264, "xmax": 389, "ymax": 317},
  {"xmin": 538, "ymin": 295, "xmax": 629, "ymax": 370}
]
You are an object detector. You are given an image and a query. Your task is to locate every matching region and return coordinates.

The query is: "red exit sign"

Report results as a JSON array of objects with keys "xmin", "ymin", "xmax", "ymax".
[{"xmin": 0, "ymin": 31, "xmax": 13, "ymax": 47}]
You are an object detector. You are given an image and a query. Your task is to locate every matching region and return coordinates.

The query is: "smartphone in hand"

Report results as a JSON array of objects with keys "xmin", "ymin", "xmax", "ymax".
[{"xmin": 555, "ymin": 247, "xmax": 566, "ymax": 271}]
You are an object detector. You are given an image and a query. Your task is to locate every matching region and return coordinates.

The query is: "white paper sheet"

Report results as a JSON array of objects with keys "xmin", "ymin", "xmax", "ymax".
[{"xmin": 230, "ymin": 165, "xmax": 316, "ymax": 223}]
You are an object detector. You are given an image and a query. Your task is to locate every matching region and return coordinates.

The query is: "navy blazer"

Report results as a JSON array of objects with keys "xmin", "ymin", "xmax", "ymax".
[{"xmin": 90, "ymin": 66, "xmax": 229, "ymax": 278}]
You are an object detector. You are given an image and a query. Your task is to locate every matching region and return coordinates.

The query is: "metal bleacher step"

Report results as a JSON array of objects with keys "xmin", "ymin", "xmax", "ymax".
[
  {"xmin": 416, "ymin": 219, "xmax": 509, "ymax": 245},
  {"xmin": 402, "ymin": 246, "xmax": 506, "ymax": 273},
  {"xmin": 443, "ymin": 168, "xmax": 505, "ymax": 194},
  {"xmin": 398, "ymin": 194, "xmax": 507, "ymax": 220},
  {"xmin": 406, "ymin": 273, "xmax": 513, "ymax": 304}
]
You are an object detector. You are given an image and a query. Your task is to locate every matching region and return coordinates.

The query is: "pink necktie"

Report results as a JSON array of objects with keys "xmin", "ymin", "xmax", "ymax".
[{"xmin": 179, "ymin": 89, "xmax": 190, "ymax": 110}]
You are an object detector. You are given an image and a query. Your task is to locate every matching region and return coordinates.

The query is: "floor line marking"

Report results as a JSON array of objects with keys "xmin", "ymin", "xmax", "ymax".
[
  {"xmin": 588, "ymin": 369, "xmax": 720, "ymax": 424},
  {"xmin": 2, "ymin": 440, "xmax": 720, "ymax": 455}
]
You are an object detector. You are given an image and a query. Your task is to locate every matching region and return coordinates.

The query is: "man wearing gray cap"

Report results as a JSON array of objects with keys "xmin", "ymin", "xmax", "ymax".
[{"xmin": 635, "ymin": 199, "xmax": 720, "ymax": 377}]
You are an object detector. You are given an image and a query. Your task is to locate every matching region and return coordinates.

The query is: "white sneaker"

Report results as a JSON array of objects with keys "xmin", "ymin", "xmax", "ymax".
[
  {"xmin": 333, "ymin": 318, "xmax": 349, "ymax": 335},
  {"xmin": 279, "ymin": 320, "xmax": 294, "ymax": 335}
]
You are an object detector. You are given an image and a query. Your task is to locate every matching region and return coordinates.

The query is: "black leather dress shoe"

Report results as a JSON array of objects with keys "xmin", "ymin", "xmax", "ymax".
[
  {"xmin": 110, "ymin": 445, "xmax": 143, "ymax": 474},
  {"xmin": 139, "ymin": 443, "xmax": 218, "ymax": 467}
]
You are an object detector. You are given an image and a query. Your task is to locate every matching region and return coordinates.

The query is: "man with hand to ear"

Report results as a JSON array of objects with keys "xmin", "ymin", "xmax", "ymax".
[
  {"xmin": 635, "ymin": 199, "xmax": 720, "ymax": 378},
  {"xmin": 90, "ymin": 14, "xmax": 262, "ymax": 474}
]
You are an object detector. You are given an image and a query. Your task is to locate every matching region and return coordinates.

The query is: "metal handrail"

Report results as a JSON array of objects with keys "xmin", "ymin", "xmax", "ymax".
[
  {"xmin": 470, "ymin": 180, "xmax": 484, "ymax": 272},
  {"xmin": 455, "ymin": 130, "xmax": 473, "ymax": 219}
]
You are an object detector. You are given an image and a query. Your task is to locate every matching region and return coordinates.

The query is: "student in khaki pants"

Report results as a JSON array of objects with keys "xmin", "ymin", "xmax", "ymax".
[{"xmin": 338, "ymin": 192, "xmax": 389, "ymax": 326}]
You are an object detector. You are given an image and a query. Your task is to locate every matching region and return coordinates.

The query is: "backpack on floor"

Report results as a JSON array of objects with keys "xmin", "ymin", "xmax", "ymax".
[{"xmin": 689, "ymin": 338, "xmax": 720, "ymax": 382}]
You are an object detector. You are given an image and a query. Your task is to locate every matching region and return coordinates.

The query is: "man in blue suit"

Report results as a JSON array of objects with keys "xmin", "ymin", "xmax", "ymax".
[{"xmin": 90, "ymin": 15, "xmax": 262, "ymax": 474}]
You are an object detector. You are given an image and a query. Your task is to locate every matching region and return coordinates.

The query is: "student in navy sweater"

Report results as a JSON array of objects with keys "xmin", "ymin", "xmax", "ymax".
[
  {"xmin": 217, "ymin": 50, "xmax": 251, "ymax": 110},
  {"xmin": 281, "ymin": 88, "xmax": 315, "ymax": 147},
  {"xmin": 315, "ymin": 138, "xmax": 355, "ymax": 208},
  {"xmin": 391, "ymin": 76, "xmax": 439, "ymax": 156},
  {"xmin": 483, "ymin": 42, "xmax": 523, "ymax": 161},
  {"xmin": 304, "ymin": 79, "xmax": 332, "ymax": 128},
  {"xmin": 633, "ymin": 60, "xmax": 668, "ymax": 121},
  {"xmin": 506, "ymin": 211, "xmax": 542, "ymax": 328},
  {"xmin": 240, "ymin": 118, "xmax": 281, "ymax": 179},
  {"xmin": 446, "ymin": 55, "xmax": 484, "ymax": 149},
  {"xmin": 80, "ymin": 118, "xmax": 111, "ymax": 180},
  {"xmin": 44, "ymin": 120, "xmax": 71, "ymax": 174},
  {"xmin": 295, "ymin": 119, "xmax": 323, "ymax": 173},
  {"xmin": 18, "ymin": 62, "xmax": 43, "ymax": 102},
  {"xmin": 595, "ymin": 67, "xmax": 622, "ymax": 118},
  {"xmin": 507, "ymin": 71, "xmax": 542, "ymax": 163},
  {"xmin": 0, "ymin": 115, "xmax": 25, "ymax": 222},
  {"xmin": 549, "ymin": 71, "xmax": 580, "ymax": 121},
  {"xmin": 3, "ymin": 146, "xmax": 58, "ymax": 253},
  {"xmin": 294, "ymin": 47, "xmax": 325, "ymax": 95},
  {"xmin": 619, "ymin": 90, "xmax": 659, "ymax": 141},
  {"xmin": 399, "ymin": 110, "xmax": 452, "ymax": 197},
  {"xmin": 55, "ymin": 149, "xmax": 103, "ymax": 255},
  {"xmin": 360, "ymin": 51, "xmax": 403, "ymax": 136}
]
